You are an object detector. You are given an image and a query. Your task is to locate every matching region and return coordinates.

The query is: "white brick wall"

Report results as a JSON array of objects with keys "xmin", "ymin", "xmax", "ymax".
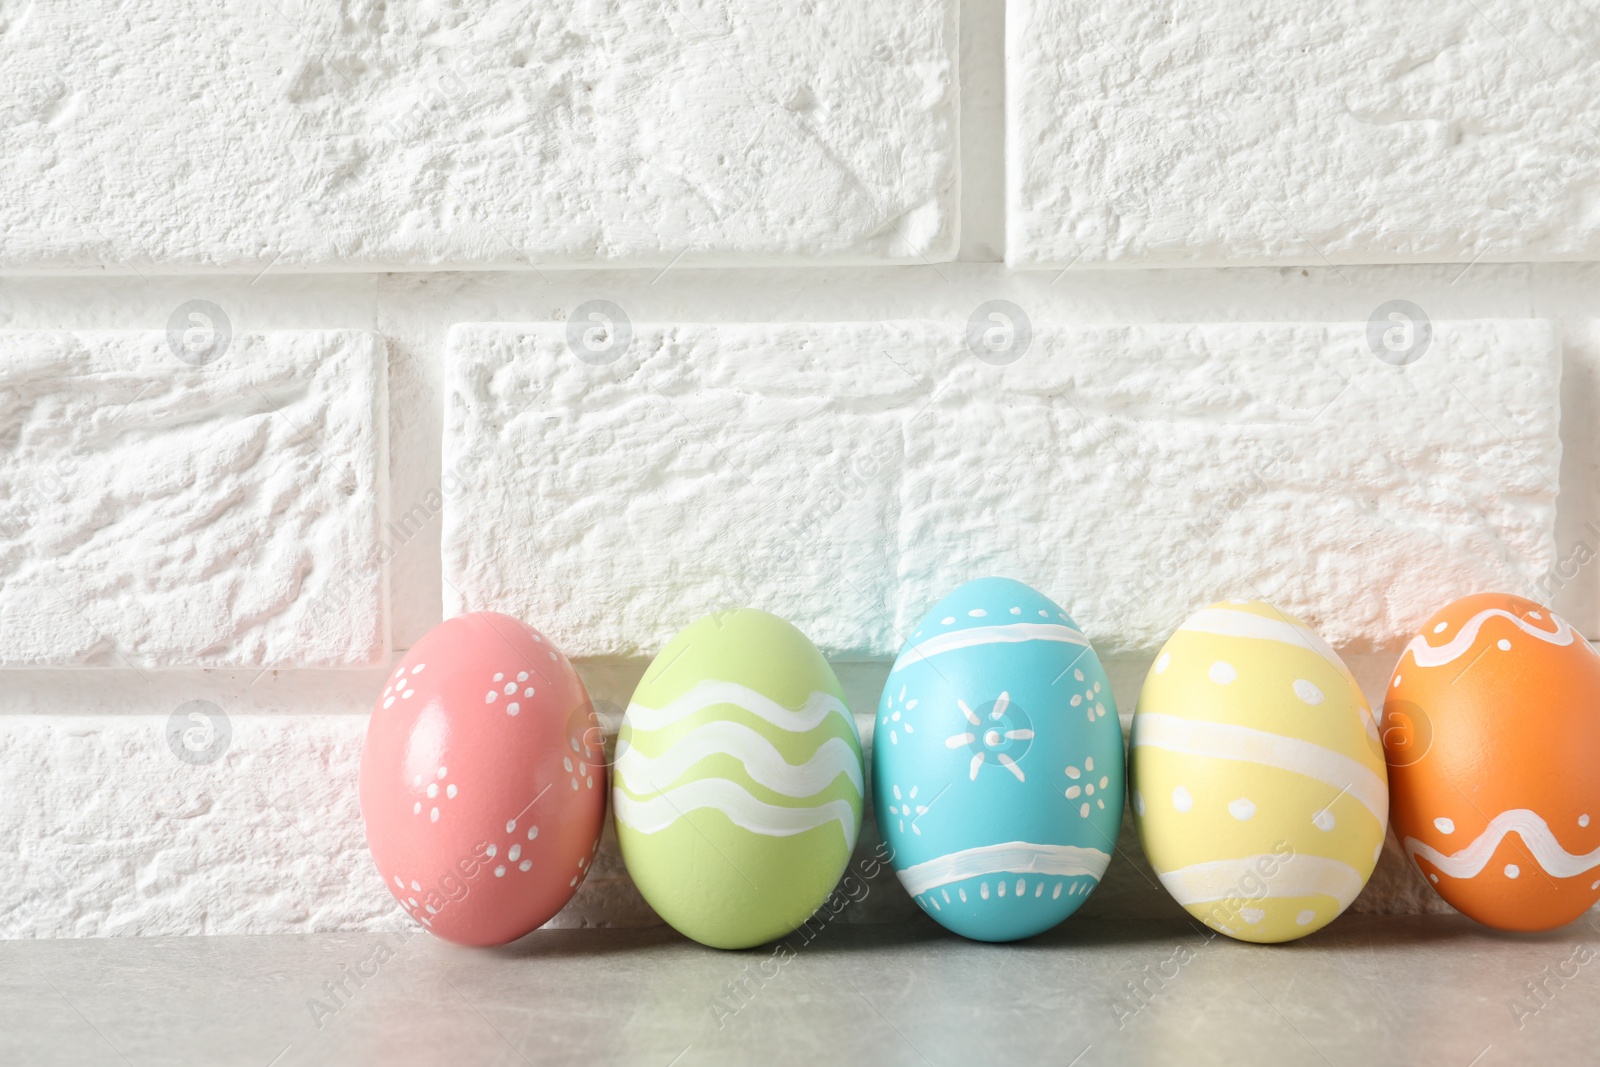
[
  {"xmin": 1008, "ymin": 0, "xmax": 1600, "ymax": 268},
  {"xmin": 1, "ymin": 0, "xmax": 957, "ymax": 271},
  {"xmin": 1, "ymin": 0, "xmax": 1598, "ymax": 936}
]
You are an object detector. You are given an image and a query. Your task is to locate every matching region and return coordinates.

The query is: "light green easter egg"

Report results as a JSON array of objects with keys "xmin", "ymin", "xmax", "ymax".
[{"xmin": 613, "ymin": 609, "xmax": 864, "ymax": 949}]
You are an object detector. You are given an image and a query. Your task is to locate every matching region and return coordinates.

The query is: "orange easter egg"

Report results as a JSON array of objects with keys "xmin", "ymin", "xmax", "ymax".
[{"xmin": 1383, "ymin": 593, "xmax": 1600, "ymax": 931}]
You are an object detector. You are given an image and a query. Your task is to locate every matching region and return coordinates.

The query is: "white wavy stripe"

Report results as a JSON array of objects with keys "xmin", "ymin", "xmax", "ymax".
[
  {"xmin": 615, "ymin": 723, "xmax": 863, "ymax": 799},
  {"xmin": 1158, "ymin": 853, "xmax": 1367, "ymax": 908},
  {"xmin": 1402, "ymin": 608, "xmax": 1578, "ymax": 669},
  {"xmin": 1132, "ymin": 713, "xmax": 1388, "ymax": 825},
  {"xmin": 624, "ymin": 680, "xmax": 854, "ymax": 735},
  {"xmin": 612, "ymin": 777, "xmax": 859, "ymax": 849},
  {"xmin": 895, "ymin": 841, "xmax": 1111, "ymax": 896},
  {"xmin": 891, "ymin": 623, "xmax": 1090, "ymax": 675},
  {"xmin": 1178, "ymin": 608, "xmax": 1379, "ymax": 741},
  {"xmin": 1405, "ymin": 809, "xmax": 1600, "ymax": 880}
]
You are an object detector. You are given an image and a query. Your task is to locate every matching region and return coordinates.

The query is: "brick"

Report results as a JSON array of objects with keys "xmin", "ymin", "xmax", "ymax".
[
  {"xmin": 0, "ymin": 0, "xmax": 957, "ymax": 272},
  {"xmin": 0, "ymin": 330, "xmax": 387, "ymax": 668},
  {"xmin": 446, "ymin": 318, "xmax": 1559, "ymax": 658},
  {"xmin": 1007, "ymin": 0, "xmax": 1600, "ymax": 267}
]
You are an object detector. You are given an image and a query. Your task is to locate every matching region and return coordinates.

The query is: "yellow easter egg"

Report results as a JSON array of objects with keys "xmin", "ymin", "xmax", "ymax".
[{"xmin": 1130, "ymin": 601, "xmax": 1388, "ymax": 943}]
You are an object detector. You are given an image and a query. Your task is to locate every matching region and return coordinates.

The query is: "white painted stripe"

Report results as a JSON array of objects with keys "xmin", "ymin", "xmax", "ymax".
[
  {"xmin": 1131, "ymin": 713, "xmax": 1388, "ymax": 825},
  {"xmin": 1177, "ymin": 608, "xmax": 1350, "ymax": 681},
  {"xmin": 1402, "ymin": 609, "xmax": 1579, "ymax": 670},
  {"xmin": 1157, "ymin": 853, "xmax": 1367, "ymax": 908},
  {"xmin": 612, "ymin": 777, "xmax": 859, "ymax": 848},
  {"xmin": 616, "ymin": 724, "xmax": 863, "ymax": 799},
  {"xmin": 895, "ymin": 840, "xmax": 1110, "ymax": 896},
  {"xmin": 891, "ymin": 623, "xmax": 1090, "ymax": 675},
  {"xmin": 1406, "ymin": 809, "xmax": 1600, "ymax": 880},
  {"xmin": 624, "ymin": 681, "xmax": 855, "ymax": 735}
]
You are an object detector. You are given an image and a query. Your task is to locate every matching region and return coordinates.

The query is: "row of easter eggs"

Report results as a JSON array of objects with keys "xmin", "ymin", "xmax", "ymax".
[{"xmin": 359, "ymin": 579, "xmax": 1600, "ymax": 948}]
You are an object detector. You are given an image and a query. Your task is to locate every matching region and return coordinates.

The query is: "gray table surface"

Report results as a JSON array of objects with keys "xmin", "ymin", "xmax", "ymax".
[{"xmin": 3, "ymin": 902, "xmax": 1597, "ymax": 1066}]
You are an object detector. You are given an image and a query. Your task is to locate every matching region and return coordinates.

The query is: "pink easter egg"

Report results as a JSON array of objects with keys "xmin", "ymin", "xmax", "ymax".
[{"xmin": 359, "ymin": 612, "xmax": 606, "ymax": 946}]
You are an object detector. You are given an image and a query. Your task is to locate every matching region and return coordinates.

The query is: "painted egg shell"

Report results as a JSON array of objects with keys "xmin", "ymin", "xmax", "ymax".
[
  {"xmin": 614, "ymin": 609, "xmax": 863, "ymax": 950},
  {"xmin": 874, "ymin": 577, "xmax": 1124, "ymax": 942},
  {"xmin": 1131, "ymin": 600, "xmax": 1387, "ymax": 943},
  {"xmin": 359, "ymin": 612, "xmax": 606, "ymax": 946},
  {"xmin": 1384, "ymin": 593, "xmax": 1600, "ymax": 931}
]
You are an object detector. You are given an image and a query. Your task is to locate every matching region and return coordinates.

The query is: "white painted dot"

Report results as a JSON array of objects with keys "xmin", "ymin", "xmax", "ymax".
[
  {"xmin": 1505, "ymin": 864, "xmax": 1520, "ymax": 879},
  {"xmin": 1071, "ymin": 694, "xmax": 1082, "ymax": 707},
  {"xmin": 527, "ymin": 826, "xmax": 539, "ymax": 840},
  {"xmin": 509, "ymin": 845, "xmax": 521, "ymax": 862},
  {"xmin": 394, "ymin": 875, "xmax": 404, "ymax": 888},
  {"xmin": 494, "ymin": 673, "xmax": 504, "ymax": 682},
  {"xmin": 1066, "ymin": 785, "xmax": 1081, "ymax": 799},
  {"xmin": 968, "ymin": 609, "xmax": 987, "ymax": 618},
  {"xmin": 1498, "ymin": 639, "xmax": 1512, "ymax": 651},
  {"xmin": 563, "ymin": 757, "xmax": 574, "ymax": 772},
  {"xmin": 1099, "ymin": 775, "xmax": 1109, "ymax": 788},
  {"xmin": 1154, "ymin": 652, "xmax": 1170, "ymax": 674},
  {"xmin": 1293, "ymin": 679, "xmax": 1324, "ymax": 705},
  {"xmin": 1240, "ymin": 908, "xmax": 1265, "ymax": 925},
  {"xmin": 519, "ymin": 860, "xmax": 533, "ymax": 872},
  {"xmin": 1053, "ymin": 883, "xmax": 1063, "ymax": 899},
  {"xmin": 1434, "ymin": 817, "xmax": 1455, "ymax": 834},
  {"xmin": 446, "ymin": 784, "xmax": 457, "ymax": 799},
  {"xmin": 402, "ymin": 689, "xmax": 415, "ymax": 699},
  {"xmin": 1039, "ymin": 610, "xmax": 1049, "ymax": 617},
  {"xmin": 1010, "ymin": 607, "xmax": 1022, "ymax": 615},
  {"xmin": 1079, "ymin": 802, "xmax": 1091, "ymax": 817},
  {"xmin": 941, "ymin": 616, "xmax": 955, "ymax": 625},
  {"xmin": 1295, "ymin": 910, "xmax": 1316, "ymax": 926},
  {"xmin": 505, "ymin": 683, "xmax": 518, "ymax": 695},
  {"xmin": 382, "ymin": 697, "xmax": 395, "ymax": 709},
  {"xmin": 1074, "ymin": 669, "xmax": 1085, "ymax": 682},
  {"xmin": 430, "ymin": 807, "xmax": 439, "ymax": 822},
  {"xmin": 1392, "ymin": 675, "xmax": 1402, "ymax": 688},
  {"xmin": 1065, "ymin": 765, "xmax": 1080, "ymax": 779},
  {"xmin": 1430, "ymin": 874, "xmax": 1440, "ymax": 883},
  {"xmin": 1228, "ymin": 797, "xmax": 1256, "ymax": 821},
  {"xmin": 413, "ymin": 775, "xmax": 423, "ymax": 787},
  {"xmin": 1582, "ymin": 815, "xmax": 1591, "ymax": 828},
  {"xmin": 412, "ymin": 663, "xmax": 425, "ymax": 674},
  {"xmin": 1134, "ymin": 790, "xmax": 1145, "ymax": 816},
  {"xmin": 494, "ymin": 866, "xmax": 506, "ymax": 878},
  {"xmin": 998, "ymin": 880, "xmax": 1006, "ymax": 897},
  {"xmin": 524, "ymin": 687, "xmax": 535, "ymax": 698},
  {"xmin": 517, "ymin": 671, "xmax": 529, "ymax": 682},
  {"xmin": 486, "ymin": 690, "xmax": 497, "ymax": 704},
  {"xmin": 1209, "ymin": 661, "xmax": 1237, "ymax": 684},
  {"xmin": 506, "ymin": 820, "xmax": 517, "ymax": 833},
  {"xmin": 1530, "ymin": 611, "xmax": 1542, "ymax": 619},
  {"xmin": 426, "ymin": 783, "xmax": 438, "ymax": 798},
  {"xmin": 413, "ymin": 802, "xmax": 421, "ymax": 815},
  {"xmin": 1016, "ymin": 879, "xmax": 1025, "ymax": 896},
  {"xmin": 1433, "ymin": 622, "xmax": 1448, "ymax": 634},
  {"xmin": 1086, "ymin": 757, "xmax": 1094, "ymax": 771},
  {"xmin": 1313, "ymin": 810, "xmax": 1335, "ymax": 832},
  {"xmin": 571, "ymin": 779, "xmax": 579, "ymax": 790},
  {"xmin": 1173, "ymin": 786, "xmax": 1193, "ymax": 812},
  {"xmin": 1094, "ymin": 681, "xmax": 1102, "ymax": 694},
  {"xmin": 506, "ymin": 702, "xmax": 520, "ymax": 716},
  {"xmin": 1085, "ymin": 783, "xmax": 1095, "ymax": 796},
  {"xmin": 959, "ymin": 888, "xmax": 968, "ymax": 902},
  {"xmin": 1035, "ymin": 883, "xmax": 1043, "ymax": 898},
  {"xmin": 486, "ymin": 845, "xmax": 496, "ymax": 858},
  {"xmin": 587, "ymin": 776, "xmax": 594, "ymax": 788},
  {"xmin": 980, "ymin": 882, "xmax": 990, "ymax": 899},
  {"xmin": 437, "ymin": 767, "xmax": 447, "ymax": 778}
]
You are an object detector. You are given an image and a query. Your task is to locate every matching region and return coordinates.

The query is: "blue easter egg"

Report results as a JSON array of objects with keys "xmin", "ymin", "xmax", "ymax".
[{"xmin": 874, "ymin": 577, "xmax": 1124, "ymax": 941}]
